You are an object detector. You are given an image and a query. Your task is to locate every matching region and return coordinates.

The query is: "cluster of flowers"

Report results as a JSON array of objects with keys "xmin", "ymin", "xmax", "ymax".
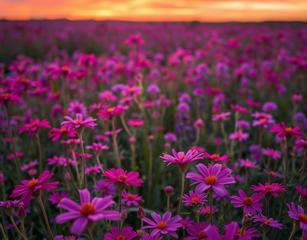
[{"xmin": 0, "ymin": 23, "xmax": 306, "ymax": 239}]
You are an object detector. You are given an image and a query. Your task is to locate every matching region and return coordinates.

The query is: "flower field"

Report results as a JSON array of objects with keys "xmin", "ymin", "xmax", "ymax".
[{"xmin": 0, "ymin": 21, "xmax": 306, "ymax": 239}]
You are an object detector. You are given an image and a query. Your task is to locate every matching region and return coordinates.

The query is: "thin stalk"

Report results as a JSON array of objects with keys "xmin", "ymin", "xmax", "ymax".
[
  {"xmin": 0, "ymin": 222, "xmax": 9, "ymax": 240},
  {"xmin": 287, "ymin": 222, "xmax": 296, "ymax": 240},
  {"xmin": 35, "ymin": 134, "xmax": 43, "ymax": 172},
  {"xmin": 111, "ymin": 118, "xmax": 121, "ymax": 168},
  {"xmin": 9, "ymin": 216, "xmax": 27, "ymax": 240},
  {"xmin": 38, "ymin": 195, "xmax": 53, "ymax": 239},
  {"xmin": 177, "ymin": 171, "xmax": 186, "ymax": 214},
  {"xmin": 79, "ymin": 130, "xmax": 87, "ymax": 188}
]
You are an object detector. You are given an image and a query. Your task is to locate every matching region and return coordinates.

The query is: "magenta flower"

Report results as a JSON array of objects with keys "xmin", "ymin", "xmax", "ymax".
[
  {"xmin": 229, "ymin": 131, "xmax": 249, "ymax": 142},
  {"xmin": 262, "ymin": 148, "xmax": 281, "ymax": 160},
  {"xmin": 61, "ymin": 113, "xmax": 97, "ymax": 130},
  {"xmin": 253, "ymin": 215, "xmax": 283, "ymax": 229},
  {"xmin": 103, "ymin": 168, "xmax": 143, "ymax": 188},
  {"xmin": 183, "ymin": 190, "xmax": 206, "ymax": 207},
  {"xmin": 98, "ymin": 105, "xmax": 127, "ymax": 120},
  {"xmin": 55, "ymin": 189, "xmax": 120, "ymax": 235},
  {"xmin": 18, "ymin": 118, "xmax": 51, "ymax": 137},
  {"xmin": 270, "ymin": 122, "xmax": 302, "ymax": 140},
  {"xmin": 231, "ymin": 189, "xmax": 263, "ymax": 214},
  {"xmin": 49, "ymin": 126, "xmax": 76, "ymax": 141},
  {"xmin": 94, "ymin": 179, "xmax": 116, "ymax": 196},
  {"xmin": 128, "ymin": 118, "xmax": 144, "ymax": 127},
  {"xmin": 49, "ymin": 192, "xmax": 69, "ymax": 205},
  {"xmin": 287, "ymin": 202, "xmax": 307, "ymax": 231},
  {"xmin": 186, "ymin": 163, "xmax": 235, "ymax": 197},
  {"xmin": 161, "ymin": 148, "xmax": 206, "ymax": 167},
  {"xmin": 185, "ymin": 222, "xmax": 209, "ymax": 240},
  {"xmin": 143, "ymin": 211, "xmax": 182, "ymax": 238},
  {"xmin": 104, "ymin": 226, "xmax": 137, "ymax": 240},
  {"xmin": 239, "ymin": 159, "xmax": 257, "ymax": 169},
  {"xmin": 252, "ymin": 183, "xmax": 285, "ymax": 198},
  {"xmin": 122, "ymin": 191, "xmax": 143, "ymax": 206},
  {"xmin": 206, "ymin": 153, "xmax": 229, "ymax": 163},
  {"xmin": 212, "ymin": 112, "xmax": 231, "ymax": 122},
  {"xmin": 11, "ymin": 170, "xmax": 59, "ymax": 206}
]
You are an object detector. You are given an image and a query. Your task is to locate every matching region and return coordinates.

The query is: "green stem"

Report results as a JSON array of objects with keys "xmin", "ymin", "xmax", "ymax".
[
  {"xmin": 38, "ymin": 195, "xmax": 53, "ymax": 239},
  {"xmin": 9, "ymin": 216, "xmax": 28, "ymax": 240},
  {"xmin": 177, "ymin": 171, "xmax": 186, "ymax": 214}
]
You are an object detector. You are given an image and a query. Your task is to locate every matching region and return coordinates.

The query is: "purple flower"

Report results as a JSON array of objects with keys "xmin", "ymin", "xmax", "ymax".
[
  {"xmin": 287, "ymin": 202, "xmax": 307, "ymax": 231},
  {"xmin": 104, "ymin": 226, "xmax": 137, "ymax": 240},
  {"xmin": 62, "ymin": 113, "xmax": 97, "ymax": 130},
  {"xmin": 122, "ymin": 191, "xmax": 143, "ymax": 207},
  {"xmin": 161, "ymin": 148, "xmax": 205, "ymax": 167},
  {"xmin": 231, "ymin": 189, "xmax": 263, "ymax": 214},
  {"xmin": 143, "ymin": 211, "xmax": 181, "ymax": 238},
  {"xmin": 229, "ymin": 131, "xmax": 249, "ymax": 142},
  {"xmin": 184, "ymin": 222, "xmax": 209, "ymax": 240},
  {"xmin": 253, "ymin": 215, "xmax": 283, "ymax": 229},
  {"xmin": 183, "ymin": 190, "xmax": 206, "ymax": 207},
  {"xmin": 55, "ymin": 189, "xmax": 120, "ymax": 235},
  {"xmin": 186, "ymin": 163, "xmax": 235, "ymax": 197}
]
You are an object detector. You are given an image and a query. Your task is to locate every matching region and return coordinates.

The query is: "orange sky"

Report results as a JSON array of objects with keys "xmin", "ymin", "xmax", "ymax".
[{"xmin": 1, "ymin": 0, "xmax": 307, "ymax": 22}]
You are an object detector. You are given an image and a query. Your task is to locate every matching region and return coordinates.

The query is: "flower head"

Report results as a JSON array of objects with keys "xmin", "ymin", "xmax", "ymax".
[
  {"xmin": 143, "ymin": 211, "xmax": 181, "ymax": 238},
  {"xmin": 103, "ymin": 168, "xmax": 143, "ymax": 188},
  {"xmin": 287, "ymin": 202, "xmax": 307, "ymax": 231},
  {"xmin": 11, "ymin": 170, "xmax": 59, "ymax": 207},
  {"xmin": 270, "ymin": 122, "xmax": 302, "ymax": 140},
  {"xmin": 183, "ymin": 190, "xmax": 206, "ymax": 207},
  {"xmin": 55, "ymin": 189, "xmax": 120, "ymax": 235},
  {"xmin": 104, "ymin": 226, "xmax": 137, "ymax": 240},
  {"xmin": 122, "ymin": 191, "xmax": 143, "ymax": 206},
  {"xmin": 231, "ymin": 189, "xmax": 263, "ymax": 214},
  {"xmin": 253, "ymin": 215, "xmax": 283, "ymax": 229},
  {"xmin": 186, "ymin": 163, "xmax": 235, "ymax": 197},
  {"xmin": 252, "ymin": 183, "xmax": 285, "ymax": 198},
  {"xmin": 61, "ymin": 114, "xmax": 96, "ymax": 130}
]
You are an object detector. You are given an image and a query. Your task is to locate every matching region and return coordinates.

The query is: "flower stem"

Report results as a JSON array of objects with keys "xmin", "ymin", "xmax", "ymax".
[
  {"xmin": 38, "ymin": 194, "xmax": 53, "ymax": 239},
  {"xmin": 35, "ymin": 134, "xmax": 43, "ymax": 172},
  {"xmin": 9, "ymin": 216, "xmax": 28, "ymax": 240},
  {"xmin": 177, "ymin": 171, "xmax": 186, "ymax": 214},
  {"xmin": 111, "ymin": 118, "xmax": 121, "ymax": 168},
  {"xmin": 287, "ymin": 222, "xmax": 296, "ymax": 240}
]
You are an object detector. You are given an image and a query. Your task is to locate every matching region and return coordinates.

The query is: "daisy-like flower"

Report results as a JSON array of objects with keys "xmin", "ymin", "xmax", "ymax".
[
  {"xmin": 11, "ymin": 170, "xmax": 59, "ymax": 207},
  {"xmin": 239, "ymin": 159, "xmax": 257, "ymax": 169},
  {"xmin": 128, "ymin": 118, "xmax": 144, "ymax": 127},
  {"xmin": 270, "ymin": 122, "xmax": 302, "ymax": 140},
  {"xmin": 122, "ymin": 191, "xmax": 143, "ymax": 206},
  {"xmin": 61, "ymin": 113, "xmax": 97, "ymax": 130},
  {"xmin": 212, "ymin": 112, "xmax": 231, "ymax": 122},
  {"xmin": 229, "ymin": 131, "xmax": 249, "ymax": 142},
  {"xmin": 183, "ymin": 190, "xmax": 206, "ymax": 207},
  {"xmin": 143, "ymin": 211, "xmax": 181, "ymax": 238},
  {"xmin": 262, "ymin": 148, "xmax": 281, "ymax": 160},
  {"xmin": 295, "ymin": 185, "xmax": 307, "ymax": 198},
  {"xmin": 231, "ymin": 189, "xmax": 263, "ymax": 214},
  {"xmin": 287, "ymin": 202, "xmax": 307, "ymax": 231},
  {"xmin": 98, "ymin": 105, "xmax": 127, "ymax": 120},
  {"xmin": 186, "ymin": 163, "xmax": 235, "ymax": 197},
  {"xmin": 94, "ymin": 179, "xmax": 116, "ymax": 196},
  {"xmin": 185, "ymin": 222, "xmax": 209, "ymax": 240},
  {"xmin": 49, "ymin": 192, "xmax": 69, "ymax": 205},
  {"xmin": 55, "ymin": 189, "xmax": 120, "ymax": 235},
  {"xmin": 104, "ymin": 226, "xmax": 137, "ymax": 240},
  {"xmin": 253, "ymin": 215, "xmax": 283, "ymax": 229},
  {"xmin": 49, "ymin": 126, "xmax": 76, "ymax": 142},
  {"xmin": 18, "ymin": 118, "xmax": 51, "ymax": 137},
  {"xmin": 103, "ymin": 168, "xmax": 143, "ymax": 188},
  {"xmin": 252, "ymin": 183, "xmax": 285, "ymax": 198},
  {"xmin": 206, "ymin": 153, "xmax": 229, "ymax": 163},
  {"xmin": 161, "ymin": 148, "xmax": 206, "ymax": 171}
]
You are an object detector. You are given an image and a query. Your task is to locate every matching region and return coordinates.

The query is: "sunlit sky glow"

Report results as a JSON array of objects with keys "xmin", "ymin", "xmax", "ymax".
[{"xmin": 1, "ymin": 0, "xmax": 307, "ymax": 21}]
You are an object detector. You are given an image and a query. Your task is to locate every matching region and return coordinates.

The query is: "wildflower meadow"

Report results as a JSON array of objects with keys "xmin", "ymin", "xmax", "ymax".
[{"xmin": 0, "ymin": 21, "xmax": 306, "ymax": 239}]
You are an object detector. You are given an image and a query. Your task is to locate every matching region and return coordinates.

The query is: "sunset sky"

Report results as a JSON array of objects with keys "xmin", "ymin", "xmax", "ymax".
[{"xmin": 1, "ymin": 0, "xmax": 307, "ymax": 22}]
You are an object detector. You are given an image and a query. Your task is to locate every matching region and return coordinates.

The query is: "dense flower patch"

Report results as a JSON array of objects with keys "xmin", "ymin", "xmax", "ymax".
[{"xmin": 0, "ymin": 22, "xmax": 306, "ymax": 239}]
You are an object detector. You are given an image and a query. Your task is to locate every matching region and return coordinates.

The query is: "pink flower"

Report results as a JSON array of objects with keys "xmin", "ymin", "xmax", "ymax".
[
  {"xmin": 252, "ymin": 183, "xmax": 285, "ymax": 198},
  {"xmin": 103, "ymin": 168, "xmax": 143, "ymax": 187},
  {"xmin": 287, "ymin": 202, "xmax": 307, "ymax": 231},
  {"xmin": 212, "ymin": 112, "xmax": 231, "ymax": 121},
  {"xmin": 128, "ymin": 118, "xmax": 144, "ymax": 127},
  {"xmin": 231, "ymin": 189, "xmax": 263, "ymax": 214},
  {"xmin": 143, "ymin": 211, "xmax": 181, "ymax": 238},
  {"xmin": 229, "ymin": 131, "xmax": 249, "ymax": 142},
  {"xmin": 49, "ymin": 126, "xmax": 76, "ymax": 141},
  {"xmin": 122, "ymin": 191, "xmax": 143, "ymax": 206},
  {"xmin": 61, "ymin": 114, "xmax": 97, "ymax": 130},
  {"xmin": 18, "ymin": 118, "xmax": 50, "ymax": 137},
  {"xmin": 161, "ymin": 148, "xmax": 206, "ymax": 168},
  {"xmin": 11, "ymin": 170, "xmax": 59, "ymax": 206},
  {"xmin": 206, "ymin": 153, "xmax": 229, "ymax": 163},
  {"xmin": 262, "ymin": 148, "xmax": 281, "ymax": 160},
  {"xmin": 239, "ymin": 159, "xmax": 257, "ymax": 169},
  {"xmin": 253, "ymin": 215, "xmax": 283, "ymax": 229},
  {"xmin": 98, "ymin": 105, "xmax": 127, "ymax": 120},
  {"xmin": 49, "ymin": 192, "xmax": 69, "ymax": 205},
  {"xmin": 185, "ymin": 222, "xmax": 209, "ymax": 240},
  {"xmin": 186, "ymin": 163, "xmax": 235, "ymax": 197},
  {"xmin": 270, "ymin": 122, "xmax": 302, "ymax": 140},
  {"xmin": 183, "ymin": 190, "xmax": 206, "ymax": 207},
  {"xmin": 55, "ymin": 189, "xmax": 120, "ymax": 235},
  {"xmin": 104, "ymin": 226, "xmax": 137, "ymax": 240},
  {"xmin": 94, "ymin": 179, "xmax": 116, "ymax": 196}
]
